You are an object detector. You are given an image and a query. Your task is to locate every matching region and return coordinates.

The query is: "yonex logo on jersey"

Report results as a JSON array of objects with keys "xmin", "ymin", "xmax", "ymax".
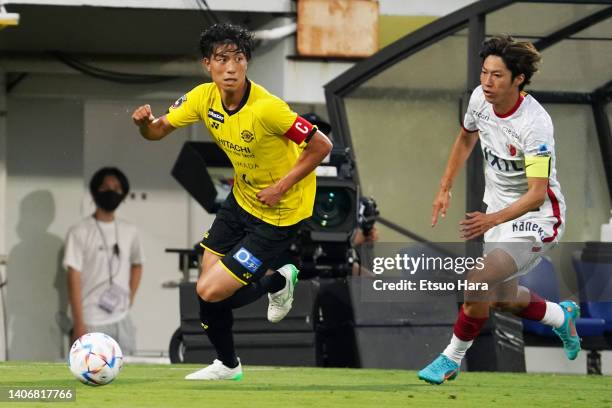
[
  {"xmin": 233, "ymin": 247, "xmax": 262, "ymax": 273},
  {"xmin": 207, "ymin": 109, "xmax": 225, "ymax": 123}
]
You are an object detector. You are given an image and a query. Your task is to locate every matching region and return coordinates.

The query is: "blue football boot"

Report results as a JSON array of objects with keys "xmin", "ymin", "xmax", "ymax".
[
  {"xmin": 418, "ymin": 354, "xmax": 459, "ymax": 385},
  {"xmin": 552, "ymin": 301, "xmax": 581, "ymax": 360}
]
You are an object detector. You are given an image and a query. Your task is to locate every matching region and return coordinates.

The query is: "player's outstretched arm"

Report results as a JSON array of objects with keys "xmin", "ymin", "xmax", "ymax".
[
  {"xmin": 131, "ymin": 104, "xmax": 176, "ymax": 141},
  {"xmin": 460, "ymin": 177, "xmax": 548, "ymax": 240},
  {"xmin": 432, "ymin": 128, "xmax": 479, "ymax": 227},
  {"xmin": 256, "ymin": 131, "xmax": 333, "ymax": 206}
]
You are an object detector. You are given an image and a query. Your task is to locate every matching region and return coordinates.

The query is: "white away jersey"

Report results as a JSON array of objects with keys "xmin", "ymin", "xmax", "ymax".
[{"xmin": 463, "ymin": 86, "xmax": 565, "ymax": 241}]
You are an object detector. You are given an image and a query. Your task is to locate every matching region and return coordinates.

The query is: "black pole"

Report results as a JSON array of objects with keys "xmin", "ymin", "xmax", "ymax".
[
  {"xmin": 466, "ymin": 15, "xmax": 486, "ymax": 218},
  {"xmin": 534, "ymin": 6, "xmax": 612, "ymax": 52}
]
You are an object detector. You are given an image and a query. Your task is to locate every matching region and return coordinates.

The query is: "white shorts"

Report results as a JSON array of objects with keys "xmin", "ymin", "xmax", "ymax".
[{"xmin": 484, "ymin": 213, "xmax": 564, "ymax": 281}]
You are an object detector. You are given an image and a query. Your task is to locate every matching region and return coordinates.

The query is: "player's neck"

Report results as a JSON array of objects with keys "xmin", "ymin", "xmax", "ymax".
[
  {"xmin": 219, "ymin": 80, "xmax": 248, "ymax": 111},
  {"xmin": 94, "ymin": 209, "xmax": 115, "ymax": 222},
  {"xmin": 493, "ymin": 90, "xmax": 522, "ymax": 117}
]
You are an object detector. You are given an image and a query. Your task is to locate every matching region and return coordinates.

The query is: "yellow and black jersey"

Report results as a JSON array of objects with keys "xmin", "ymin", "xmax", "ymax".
[{"xmin": 166, "ymin": 80, "xmax": 317, "ymax": 226}]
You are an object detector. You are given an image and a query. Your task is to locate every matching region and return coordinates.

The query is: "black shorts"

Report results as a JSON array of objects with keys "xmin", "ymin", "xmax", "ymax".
[{"xmin": 200, "ymin": 192, "xmax": 302, "ymax": 285}]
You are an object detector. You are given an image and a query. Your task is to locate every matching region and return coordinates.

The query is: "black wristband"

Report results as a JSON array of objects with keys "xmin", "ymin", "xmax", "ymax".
[{"xmin": 304, "ymin": 126, "xmax": 318, "ymax": 144}]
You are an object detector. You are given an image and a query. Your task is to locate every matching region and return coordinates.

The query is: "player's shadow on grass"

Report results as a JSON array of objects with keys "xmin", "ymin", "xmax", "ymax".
[{"xmin": 6, "ymin": 190, "xmax": 66, "ymax": 361}]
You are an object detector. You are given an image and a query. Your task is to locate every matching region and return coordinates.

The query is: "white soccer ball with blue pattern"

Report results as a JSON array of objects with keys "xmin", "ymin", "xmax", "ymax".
[{"xmin": 69, "ymin": 332, "xmax": 123, "ymax": 386}]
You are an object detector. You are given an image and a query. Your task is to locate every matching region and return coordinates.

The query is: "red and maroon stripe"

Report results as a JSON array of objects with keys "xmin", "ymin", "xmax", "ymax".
[{"xmin": 542, "ymin": 187, "xmax": 562, "ymax": 243}]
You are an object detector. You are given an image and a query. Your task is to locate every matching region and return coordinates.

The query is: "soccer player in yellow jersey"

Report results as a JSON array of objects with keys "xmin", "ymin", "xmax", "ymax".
[{"xmin": 131, "ymin": 23, "xmax": 332, "ymax": 380}]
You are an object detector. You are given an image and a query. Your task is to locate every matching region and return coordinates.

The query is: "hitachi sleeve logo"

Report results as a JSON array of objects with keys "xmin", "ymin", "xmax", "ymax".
[{"xmin": 207, "ymin": 109, "xmax": 225, "ymax": 123}]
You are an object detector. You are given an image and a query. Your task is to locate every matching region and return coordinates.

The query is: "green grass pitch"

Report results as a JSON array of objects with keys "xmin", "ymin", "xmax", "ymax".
[{"xmin": 1, "ymin": 362, "xmax": 611, "ymax": 407}]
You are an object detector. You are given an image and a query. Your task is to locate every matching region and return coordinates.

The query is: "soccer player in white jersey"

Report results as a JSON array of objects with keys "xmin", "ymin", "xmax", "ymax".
[{"xmin": 418, "ymin": 35, "xmax": 579, "ymax": 385}]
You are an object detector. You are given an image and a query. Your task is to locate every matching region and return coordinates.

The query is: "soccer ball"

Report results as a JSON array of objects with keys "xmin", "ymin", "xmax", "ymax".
[{"xmin": 69, "ymin": 332, "xmax": 123, "ymax": 386}]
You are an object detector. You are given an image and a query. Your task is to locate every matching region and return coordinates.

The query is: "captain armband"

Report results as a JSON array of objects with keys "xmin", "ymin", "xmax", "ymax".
[
  {"xmin": 525, "ymin": 155, "xmax": 551, "ymax": 178},
  {"xmin": 285, "ymin": 117, "xmax": 316, "ymax": 144}
]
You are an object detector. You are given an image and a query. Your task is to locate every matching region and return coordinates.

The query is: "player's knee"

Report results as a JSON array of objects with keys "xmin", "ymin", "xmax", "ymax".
[
  {"xmin": 197, "ymin": 282, "xmax": 227, "ymax": 303},
  {"xmin": 196, "ymin": 280, "xmax": 216, "ymax": 302},
  {"xmin": 196, "ymin": 276, "xmax": 215, "ymax": 301},
  {"xmin": 197, "ymin": 284, "xmax": 216, "ymax": 302},
  {"xmin": 196, "ymin": 280, "xmax": 206, "ymax": 300}
]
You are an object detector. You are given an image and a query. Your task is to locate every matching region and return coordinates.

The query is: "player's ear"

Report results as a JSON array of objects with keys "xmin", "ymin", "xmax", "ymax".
[
  {"xmin": 514, "ymin": 73, "xmax": 525, "ymax": 88},
  {"xmin": 202, "ymin": 57, "xmax": 211, "ymax": 73}
]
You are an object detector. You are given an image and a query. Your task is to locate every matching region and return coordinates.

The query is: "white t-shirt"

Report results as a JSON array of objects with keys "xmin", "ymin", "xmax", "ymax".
[
  {"xmin": 63, "ymin": 216, "xmax": 145, "ymax": 326},
  {"xmin": 463, "ymin": 86, "xmax": 566, "ymax": 229}
]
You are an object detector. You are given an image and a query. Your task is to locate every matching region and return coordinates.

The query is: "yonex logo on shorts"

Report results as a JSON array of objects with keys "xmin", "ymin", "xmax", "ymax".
[{"xmin": 233, "ymin": 247, "xmax": 262, "ymax": 273}]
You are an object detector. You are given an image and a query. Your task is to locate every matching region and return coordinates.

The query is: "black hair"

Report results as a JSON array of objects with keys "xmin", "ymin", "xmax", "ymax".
[
  {"xmin": 89, "ymin": 167, "xmax": 130, "ymax": 198},
  {"xmin": 199, "ymin": 23, "xmax": 254, "ymax": 60},
  {"xmin": 479, "ymin": 35, "xmax": 542, "ymax": 91}
]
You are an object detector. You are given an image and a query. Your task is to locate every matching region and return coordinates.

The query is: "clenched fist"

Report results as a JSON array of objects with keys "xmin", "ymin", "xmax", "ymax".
[{"xmin": 132, "ymin": 104, "xmax": 155, "ymax": 128}]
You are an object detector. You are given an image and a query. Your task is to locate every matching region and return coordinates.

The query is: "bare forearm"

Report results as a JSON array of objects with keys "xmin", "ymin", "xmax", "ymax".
[
  {"xmin": 67, "ymin": 268, "xmax": 84, "ymax": 326},
  {"xmin": 139, "ymin": 118, "xmax": 170, "ymax": 141},
  {"xmin": 129, "ymin": 264, "xmax": 143, "ymax": 305},
  {"xmin": 440, "ymin": 130, "xmax": 479, "ymax": 190},
  {"xmin": 489, "ymin": 188, "xmax": 546, "ymax": 226},
  {"xmin": 132, "ymin": 104, "xmax": 175, "ymax": 141},
  {"xmin": 277, "ymin": 132, "xmax": 332, "ymax": 193}
]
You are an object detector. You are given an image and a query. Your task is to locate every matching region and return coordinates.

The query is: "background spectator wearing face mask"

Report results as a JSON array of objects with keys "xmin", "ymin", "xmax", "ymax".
[{"xmin": 63, "ymin": 167, "xmax": 145, "ymax": 354}]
